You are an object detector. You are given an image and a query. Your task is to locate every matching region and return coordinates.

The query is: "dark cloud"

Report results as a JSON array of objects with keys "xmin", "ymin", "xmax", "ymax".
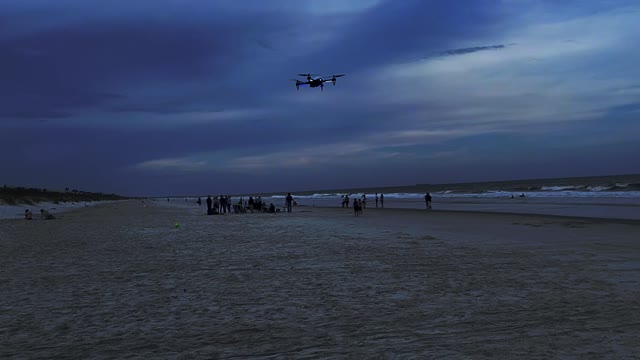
[
  {"xmin": 439, "ymin": 44, "xmax": 507, "ymax": 56},
  {"xmin": 281, "ymin": 0, "xmax": 506, "ymax": 74},
  {"xmin": 0, "ymin": 3, "xmax": 299, "ymax": 119}
]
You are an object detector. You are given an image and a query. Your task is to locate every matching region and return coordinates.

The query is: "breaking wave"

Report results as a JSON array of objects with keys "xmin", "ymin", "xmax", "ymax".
[{"xmin": 270, "ymin": 187, "xmax": 640, "ymax": 199}]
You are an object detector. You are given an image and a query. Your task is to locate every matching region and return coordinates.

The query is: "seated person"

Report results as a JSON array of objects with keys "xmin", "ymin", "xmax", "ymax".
[
  {"xmin": 233, "ymin": 204, "xmax": 246, "ymax": 214},
  {"xmin": 268, "ymin": 203, "xmax": 276, "ymax": 213},
  {"xmin": 25, "ymin": 209, "xmax": 33, "ymax": 220},
  {"xmin": 40, "ymin": 209, "xmax": 55, "ymax": 220}
]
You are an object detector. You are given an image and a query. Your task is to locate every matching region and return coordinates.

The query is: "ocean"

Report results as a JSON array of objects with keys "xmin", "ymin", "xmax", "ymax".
[{"xmin": 269, "ymin": 174, "xmax": 640, "ymax": 199}]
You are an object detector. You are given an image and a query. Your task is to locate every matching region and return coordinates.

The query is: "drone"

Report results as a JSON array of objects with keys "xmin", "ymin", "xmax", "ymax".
[{"xmin": 290, "ymin": 73, "xmax": 346, "ymax": 91}]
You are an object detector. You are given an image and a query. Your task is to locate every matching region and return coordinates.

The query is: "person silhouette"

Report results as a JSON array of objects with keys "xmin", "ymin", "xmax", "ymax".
[
  {"xmin": 206, "ymin": 195, "xmax": 212, "ymax": 215},
  {"xmin": 286, "ymin": 193, "xmax": 294, "ymax": 213}
]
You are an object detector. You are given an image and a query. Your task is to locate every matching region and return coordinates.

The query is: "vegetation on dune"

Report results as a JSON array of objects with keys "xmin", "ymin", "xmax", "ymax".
[{"xmin": 0, "ymin": 185, "xmax": 129, "ymax": 205}]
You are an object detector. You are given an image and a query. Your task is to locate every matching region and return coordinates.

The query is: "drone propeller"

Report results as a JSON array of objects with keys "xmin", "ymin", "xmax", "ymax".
[
  {"xmin": 297, "ymin": 73, "xmax": 318, "ymax": 77},
  {"xmin": 324, "ymin": 73, "xmax": 346, "ymax": 85}
]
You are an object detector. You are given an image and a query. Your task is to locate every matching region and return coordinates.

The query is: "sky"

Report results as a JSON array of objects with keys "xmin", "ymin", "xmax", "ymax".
[{"xmin": 1, "ymin": 0, "xmax": 639, "ymax": 196}]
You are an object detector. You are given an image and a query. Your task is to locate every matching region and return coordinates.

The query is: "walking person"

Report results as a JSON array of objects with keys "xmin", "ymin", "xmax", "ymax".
[
  {"xmin": 425, "ymin": 192, "xmax": 432, "ymax": 209},
  {"xmin": 380, "ymin": 193, "xmax": 384, "ymax": 208},
  {"xmin": 206, "ymin": 195, "xmax": 212, "ymax": 215},
  {"xmin": 375, "ymin": 193, "xmax": 379, "ymax": 208}
]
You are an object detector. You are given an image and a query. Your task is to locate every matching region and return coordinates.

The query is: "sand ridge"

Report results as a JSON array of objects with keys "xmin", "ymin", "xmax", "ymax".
[{"xmin": 1, "ymin": 200, "xmax": 638, "ymax": 358}]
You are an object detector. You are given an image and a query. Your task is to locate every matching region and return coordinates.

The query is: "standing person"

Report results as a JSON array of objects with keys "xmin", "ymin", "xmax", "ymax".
[
  {"xmin": 227, "ymin": 196, "xmax": 232, "ymax": 213},
  {"xmin": 425, "ymin": 192, "xmax": 432, "ymax": 209},
  {"xmin": 197, "ymin": 197, "xmax": 202, "ymax": 206},
  {"xmin": 286, "ymin": 193, "xmax": 294, "ymax": 213},
  {"xmin": 219, "ymin": 195, "xmax": 226, "ymax": 214},
  {"xmin": 353, "ymin": 197, "xmax": 360, "ymax": 216},
  {"xmin": 380, "ymin": 193, "xmax": 384, "ymax": 208},
  {"xmin": 375, "ymin": 193, "xmax": 379, "ymax": 208},
  {"xmin": 362, "ymin": 194, "xmax": 367, "ymax": 209},
  {"xmin": 213, "ymin": 197, "xmax": 220, "ymax": 214},
  {"xmin": 206, "ymin": 195, "xmax": 212, "ymax": 215}
]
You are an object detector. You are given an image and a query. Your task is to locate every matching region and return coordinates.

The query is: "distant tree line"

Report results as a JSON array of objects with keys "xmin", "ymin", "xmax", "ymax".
[{"xmin": 1, "ymin": 184, "xmax": 128, "ymax": 205}]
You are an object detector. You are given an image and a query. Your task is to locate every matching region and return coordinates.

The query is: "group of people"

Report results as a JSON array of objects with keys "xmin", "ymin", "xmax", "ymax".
[
  {"xmin": 24, "ymin": 209, "xmax": 55, "ymax": 220},
  {"xmin": 199, "ymin": 193, "xmax": 297, "ymax": 215},
  {"xmin": 341, "ymin": 193, "xmax": 385, "ymax": 210},
  {"xmin": 343, "ymin": 192, "xmax": 433, "ymax": 216}
]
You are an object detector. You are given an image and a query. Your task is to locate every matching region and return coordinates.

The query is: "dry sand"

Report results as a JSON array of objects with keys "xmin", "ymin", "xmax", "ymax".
[{"xmin": 1, "ymin": 200, "xmax": 639, "ymax": 359}]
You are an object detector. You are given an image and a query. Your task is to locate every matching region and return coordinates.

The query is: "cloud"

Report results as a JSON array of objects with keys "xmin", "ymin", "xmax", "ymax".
[
  {"xmin": 0, "ymin": 2, "xmax": 307, "ymax": 121},
  {"xmin": 358, "ymin": 6, "xmax": 640, "ymax": 132},
  {"xmin": 438, "ymin": 44, "xmax": 508, "ymax": 56},
  {"xmin": 132, "ymin": 123, "xmax": 507, "ymax": 176},
  {"xmin": 134, "ymin": 158, "xmax": 208, "ymax": 172}
]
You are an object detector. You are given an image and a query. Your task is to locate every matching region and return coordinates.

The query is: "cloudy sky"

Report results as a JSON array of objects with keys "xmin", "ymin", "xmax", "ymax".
[{"xmin": 1, "ymin": 0, "xmax": 639, "ymax": 196}]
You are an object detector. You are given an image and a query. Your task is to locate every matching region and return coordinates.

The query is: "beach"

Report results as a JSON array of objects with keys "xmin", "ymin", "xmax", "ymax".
[{"xmin": 1, "ymin": 200, "xmax": 639, "ymax": 358}]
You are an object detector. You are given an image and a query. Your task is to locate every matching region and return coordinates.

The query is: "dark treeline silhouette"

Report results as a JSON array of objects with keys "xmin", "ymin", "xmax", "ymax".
[{"xmin": 1, "ymin": 185, "xmax": 128, "ymax": 205}]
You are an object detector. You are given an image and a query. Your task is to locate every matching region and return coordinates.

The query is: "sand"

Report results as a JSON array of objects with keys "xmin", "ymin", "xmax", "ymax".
[
  {"xmin": 1, "ymin": 200, "xmax": 639, "ymax": 358},
  {"xmin": 264, "ymin": 196, "xmax": 640, "ymax": 220}
]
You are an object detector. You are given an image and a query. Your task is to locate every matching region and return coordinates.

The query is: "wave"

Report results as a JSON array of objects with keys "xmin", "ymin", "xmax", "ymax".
[
  {"xmin": 541, "ymin": 185, "xmax": 584, "ymax": 191},
  {"xmin": 264, "ymin": 180, "xmax": 640, "ymax": 200},
  {"xmin": 269, "ymin": 190, "xmax": 640, "ymax": 199}
]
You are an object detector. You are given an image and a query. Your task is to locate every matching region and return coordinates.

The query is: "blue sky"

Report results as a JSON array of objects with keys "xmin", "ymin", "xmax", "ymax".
[{"xmin": 1, "ymin": 0, "xmax": 639, "ymax": 196}]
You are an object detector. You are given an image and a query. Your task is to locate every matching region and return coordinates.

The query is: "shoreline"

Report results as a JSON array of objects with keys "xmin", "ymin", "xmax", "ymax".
[
  {"xmin": 0, "ymin": 200, "xmax": 124, "ymax": 220},
  {"xmin": 149, "ymin": 195, "xmax": 640, "ymax": 220},
  {"xmin": 273, "ymin": 196, "xmax": 640, "ymax": 221}
]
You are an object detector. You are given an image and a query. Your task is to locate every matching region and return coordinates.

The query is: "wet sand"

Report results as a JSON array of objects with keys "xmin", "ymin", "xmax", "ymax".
[
  {"xmin": 1, "ymin": 200, "xmax": 639, "ymax": 358},
  {"xmin": 266, "ymin": 196, "xmax": 640, "ymax": 220}
]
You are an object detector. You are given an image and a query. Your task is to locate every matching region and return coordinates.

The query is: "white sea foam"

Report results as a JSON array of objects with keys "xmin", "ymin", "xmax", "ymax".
[
  {"xmin": 0, "ymin": 201, "xmax": 115, "ymax": 220},
  {"xmin": 541, "ymin": 186, "xmax": 581, "ymax": 191},
  {"xmin": 270, "ymin": 190, "xmax": 640, "ymax": 199}
]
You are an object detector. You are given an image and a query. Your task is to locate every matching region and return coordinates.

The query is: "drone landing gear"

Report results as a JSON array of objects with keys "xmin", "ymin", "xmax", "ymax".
[{"xmin": 321, "ymin": 84, "xmax": 324, "ymax": 91}]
